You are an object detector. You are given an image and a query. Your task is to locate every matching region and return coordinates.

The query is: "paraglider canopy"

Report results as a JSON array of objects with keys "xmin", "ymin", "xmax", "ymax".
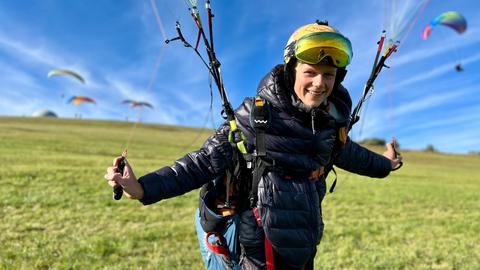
[
  {"xmin": 67, "ymin": 96, "xmax": 96, "ymax": 105},
  {"xmin": 122, "ymin": 99, "xmax": 154, "ymax": 109},
  {"xmin": 422, "ymin": 11, "xmax": 467, "ymax": 40},
  {"xmin": 48, "ymin": 68, "xmax": 85, "ymax": 84},
  {"xmin": 32, "ymin": 109, "xmax": 58, "ymax": 118}
]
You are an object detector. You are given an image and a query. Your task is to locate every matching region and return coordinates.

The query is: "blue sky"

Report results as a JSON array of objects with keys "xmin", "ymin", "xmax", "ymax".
[{"xmin": 1, "ymin": 0, "xmax": 479, "ymax": 153}]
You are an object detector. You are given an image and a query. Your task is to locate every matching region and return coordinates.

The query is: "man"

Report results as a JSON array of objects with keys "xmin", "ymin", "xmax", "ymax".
[{"xmin": 105, "ymin": 21, "xmax": 402, "ymax": 269}]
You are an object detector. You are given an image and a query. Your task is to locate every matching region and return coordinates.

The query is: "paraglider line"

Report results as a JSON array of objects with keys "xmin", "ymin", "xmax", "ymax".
[
  {"xmin": 396, "ymin": 0, "xmax": 430, "ymax": 48},
  {"xmin": 149, "ymin": 0, "xmax": 168, "ymax": 41}
]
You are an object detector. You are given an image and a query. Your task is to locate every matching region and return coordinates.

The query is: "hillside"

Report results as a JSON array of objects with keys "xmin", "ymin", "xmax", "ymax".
[{"xmin": 1, "ymin": 116, "xmax": 479, "ymax": 269}]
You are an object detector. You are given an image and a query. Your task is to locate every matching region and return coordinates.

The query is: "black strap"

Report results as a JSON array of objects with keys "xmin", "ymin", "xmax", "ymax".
[
  {"xmin": 255, "ymin": 129, "xmax": 266, "ymax": 157},
  {"xmin": 225, "ymin": 146, "xmax": 246, "ymax": 207},
  {"xmin": 224, "ymin": 149, "xmax": 237, "ymax": 208},
  {"xmin": 249, "ymin": 159, "xmax": 268, "ymax": 207},
  {"xmin": 251, "ymin": 96, "xmax": 269, "ymax": 158},
  {"xmin": 249, "ymin": 96, "xmax": 270, "ymax": 207},
  {"xmin": 328, "ymin": 167, "xmax": 338, "ymax": 193}
]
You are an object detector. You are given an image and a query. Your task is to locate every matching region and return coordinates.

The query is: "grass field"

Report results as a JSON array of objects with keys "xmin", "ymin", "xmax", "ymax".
[{"xmin": 1, "ymin": 116, "xmax": 479, "ymax": 269}]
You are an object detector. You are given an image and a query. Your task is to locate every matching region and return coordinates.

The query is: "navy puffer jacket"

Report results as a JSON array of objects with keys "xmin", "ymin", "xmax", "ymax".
[{"xmin": 138, "ymin": 65, "xmax": 392, "ymax": 267}]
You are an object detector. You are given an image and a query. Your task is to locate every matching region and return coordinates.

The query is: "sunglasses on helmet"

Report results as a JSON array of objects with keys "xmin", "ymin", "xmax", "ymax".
[{"xmin": 294, "ymin": 32, "xmax": 353, "ymax": 67}]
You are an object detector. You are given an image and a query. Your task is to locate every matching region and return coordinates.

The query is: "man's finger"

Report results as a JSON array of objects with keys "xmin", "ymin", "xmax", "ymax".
[
  {"xmin": 107, "ymin": 180, "xmax": 118, "ymax": 188},
  {"xmin": 106, "ymin": 166, "xmax": 117, "ymax": 176},
  {"xmin": 386, "ymin": 142, "xmax": 394, "ymax": 153}
]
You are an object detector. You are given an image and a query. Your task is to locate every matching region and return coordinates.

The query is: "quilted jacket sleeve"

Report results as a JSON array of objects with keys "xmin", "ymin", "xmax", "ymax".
[
  {"xmin": 138, "ymin": 123, "xmax": 233, "ymax": 205},
  {"xmin": 334, "ymin": 137, "xmax": 392, "ymax": 178}
]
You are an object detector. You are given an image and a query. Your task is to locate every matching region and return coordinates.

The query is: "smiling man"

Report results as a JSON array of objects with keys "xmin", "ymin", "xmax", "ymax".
[{"xmin": 105, "ymin": 21, "xmax": 403, "ymax": 270}]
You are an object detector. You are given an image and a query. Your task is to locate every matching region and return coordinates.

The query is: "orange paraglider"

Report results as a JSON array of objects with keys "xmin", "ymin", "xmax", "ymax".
[{"xmin": 67, "ymin": 96, "xmax": 96, "ymax": 105}]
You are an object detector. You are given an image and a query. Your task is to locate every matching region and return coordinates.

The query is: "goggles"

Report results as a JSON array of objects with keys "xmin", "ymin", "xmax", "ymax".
[{"xmin": 294, "ymin": 32, "xmax": 353, "ymax": 67}]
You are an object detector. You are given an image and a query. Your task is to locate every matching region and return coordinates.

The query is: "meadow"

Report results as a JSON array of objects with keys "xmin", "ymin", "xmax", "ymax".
[{"xmin": 1, "ymin": 116, "xmax": 479, "ymax": 269}]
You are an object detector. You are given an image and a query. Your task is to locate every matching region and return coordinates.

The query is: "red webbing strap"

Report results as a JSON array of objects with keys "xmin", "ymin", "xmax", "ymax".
[
  {"xmin": 205, "ymin": 231, "xmax": 231, "ymax": 258},
  {"xmin": 253, "ymin": 208, "xmax": 275, "ymax": 270}
]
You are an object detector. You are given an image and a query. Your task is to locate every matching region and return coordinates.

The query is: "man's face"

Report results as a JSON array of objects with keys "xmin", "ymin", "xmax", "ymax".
[{"xmin": 293, "ymin": 61, "xmax": 337, "ymax": 109}]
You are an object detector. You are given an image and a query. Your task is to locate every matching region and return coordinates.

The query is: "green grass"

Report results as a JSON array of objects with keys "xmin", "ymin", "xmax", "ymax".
[{"xmin": 1, "ymin": 116, "xmax": 479, "ymax": 269}]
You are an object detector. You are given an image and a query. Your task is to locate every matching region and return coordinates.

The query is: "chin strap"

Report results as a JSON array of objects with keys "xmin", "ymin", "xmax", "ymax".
[{"xmin": 333, "ymin": 67, "xmax": 347, "ymax": 91}]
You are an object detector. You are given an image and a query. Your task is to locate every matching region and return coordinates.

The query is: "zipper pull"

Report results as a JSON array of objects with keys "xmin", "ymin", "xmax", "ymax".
[{"xmin": 311, "ymin": 109, "xmax": 316, "ymax": 134}]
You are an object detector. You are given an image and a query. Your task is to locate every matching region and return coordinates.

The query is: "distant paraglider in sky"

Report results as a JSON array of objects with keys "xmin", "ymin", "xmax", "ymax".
[
  {"xmin": 421, "ymin": 11, "xmax": 467, "ymax": 40},
  {"xmin": 421, "ymin": 11, "xmax": 467, "ymax": 73},
  {"xmin": 455, "ymin": 63, "xmax": 464, "ymax": 72},
  {"xmin": 47, "ymin": 68, "xmax": 85, "ymax": 84},
  {"xmin": 122, "ymin": 99, "xmax": 154, "ymax": 109},
  {"xmin": 67, "ymin": 95, "xmax": 96, "ymax": 105}
]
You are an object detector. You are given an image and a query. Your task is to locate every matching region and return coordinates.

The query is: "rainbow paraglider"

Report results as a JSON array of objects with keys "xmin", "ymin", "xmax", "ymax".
[
  {"xmin": 47, "ymin": 68, "xmax": 85, "ymax": 84},
  {"xmin": 422, "ymin": 11, "xmax": 467, "ymax": 40}
]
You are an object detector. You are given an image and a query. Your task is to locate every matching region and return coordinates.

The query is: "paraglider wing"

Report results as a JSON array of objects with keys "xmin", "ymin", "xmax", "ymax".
[
  {"xmin": 122, "ymin": 99, "xmax": 153, "ymax": 109},
  {"xmin": 135, "ymin": 101, "xmax": 154, "ymax": 109},
  {"xmin": 48, "ymin": 68, "xmax": 85, "ymax": 84},
  {"xmin": 422, "ymin": 11, "xmax": 467, "ymax": 40},
  {"xmin": 421, "ymin": 25, "xmax": 432, "ymax": 40},
  {"xmin": 122, "ymin": 99, "xmax": 135, "ymax": 105},
  {"xmin": 67, "ymin": 96, "xmax": 96, "ymax": 105}
]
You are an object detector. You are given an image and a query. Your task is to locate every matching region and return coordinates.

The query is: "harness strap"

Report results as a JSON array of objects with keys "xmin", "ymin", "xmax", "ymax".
[
  {"xmin": 255, "ymin": 127, "xmax": 266, "ymax": 157},
  {"xmin": 253, "ymin": 208, "xmax": 275, "ymax": 270},
  {"xmin": 224, "ymin": 148, "xmax": 238, "ymax": 209},
  {"xmin": 250, "ymin": 157, "xmax": 268, "ymax": 207},
  {"xmin": 249, "ymin": 96, "xmax": 271, "ymax": 207},
  {"xmin": 328, "ymin": 167, "xmax": 338, "ymax": 193},
  {"xmin": 251, "ymin": 96, "xmax": 269, "ymax": 157},
  {"xmin": 326, "ymin": 125, "xmax": 347, "ymax": 193}
]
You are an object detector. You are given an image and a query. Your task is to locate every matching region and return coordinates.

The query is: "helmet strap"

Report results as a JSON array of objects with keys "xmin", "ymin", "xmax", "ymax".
[
  {"xmin": 283, "ymin": 59, "xmax": 296, "ymax": 90},
  {"xmin": 333, "ymin": 67, "xmax": 347, "ymax": 91}
]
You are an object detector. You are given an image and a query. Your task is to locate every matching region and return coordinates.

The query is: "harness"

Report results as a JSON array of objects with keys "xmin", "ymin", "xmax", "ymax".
[
  {"xmin": 197, "ymin": 96, "xmax": 274, "ymax": 269},
  {"xmin": 198, "ymin": 95, "xmax": 348, "ymax": 269}
]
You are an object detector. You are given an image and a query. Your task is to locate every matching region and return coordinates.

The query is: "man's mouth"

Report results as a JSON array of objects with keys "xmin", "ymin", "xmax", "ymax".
[{"xmin": 306, "ymin": 89, "xmax": 326, "ymax": 96}]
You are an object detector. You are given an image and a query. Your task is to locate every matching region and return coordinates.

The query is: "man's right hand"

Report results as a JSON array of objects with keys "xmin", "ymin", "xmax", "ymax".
[
  {"xmin": 105, "ymin": 157, "xmax": 144, "ymax": 200},
  {"xmin": 383, "ymin": 139, "xmax": 403, "ymax": 171}
]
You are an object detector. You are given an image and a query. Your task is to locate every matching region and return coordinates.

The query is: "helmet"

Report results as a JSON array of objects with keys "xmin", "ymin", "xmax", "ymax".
[{"xmin": 283, "ymin": 21, "xmax": 353, "ymax": 68}]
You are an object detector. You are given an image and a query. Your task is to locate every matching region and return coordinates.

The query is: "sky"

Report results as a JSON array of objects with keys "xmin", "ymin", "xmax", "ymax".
[{"xmin": 1, "ymin": 0, "xmax": 479, "ymax": 154}]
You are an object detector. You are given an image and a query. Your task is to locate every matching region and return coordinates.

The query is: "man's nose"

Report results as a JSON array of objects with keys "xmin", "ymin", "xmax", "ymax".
[{"xmin": 312, "ymin": 75, "xmax": 323, "ymax": 87}]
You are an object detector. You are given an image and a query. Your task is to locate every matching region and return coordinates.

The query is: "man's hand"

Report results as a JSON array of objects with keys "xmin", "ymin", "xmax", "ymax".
[
  {"xmin": 105, "ymin": 157, "xmax": 144, "ymax": 200},
  {"xmin": 383, "ymin": 138, "xmax": 403, "ymax": 170}
]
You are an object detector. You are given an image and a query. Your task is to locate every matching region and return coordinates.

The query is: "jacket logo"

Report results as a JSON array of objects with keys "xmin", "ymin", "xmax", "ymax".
[{"xmin": 254, "ymin": 119, "xmax": 268, "ymax": 124}]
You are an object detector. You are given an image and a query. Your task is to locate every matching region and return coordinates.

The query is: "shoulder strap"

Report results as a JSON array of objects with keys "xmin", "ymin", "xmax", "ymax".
[
  {"xmin": 250, "ymin": 96, "xmax": 270, "ymax": 155},
  {"xmin": 326, "ymin": 125, "xmax": 348, "ymax": 193},
  {"xmin": 249, "ymin": 96, "xmax": 271, "ymax": 207}
]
